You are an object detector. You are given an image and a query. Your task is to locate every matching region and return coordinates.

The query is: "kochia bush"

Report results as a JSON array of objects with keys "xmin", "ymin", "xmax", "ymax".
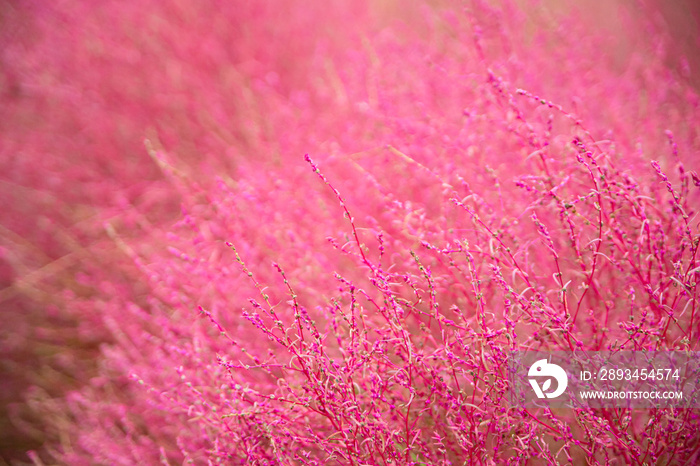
[{"xmin": 1, "ymin": 0, "xmax": 699, "ymax": 464}]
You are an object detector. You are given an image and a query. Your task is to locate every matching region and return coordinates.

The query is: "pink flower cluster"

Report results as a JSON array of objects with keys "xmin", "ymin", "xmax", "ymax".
[{"xmin": 1, "ymin": 0, "xmax": 698, "ymax": 464}]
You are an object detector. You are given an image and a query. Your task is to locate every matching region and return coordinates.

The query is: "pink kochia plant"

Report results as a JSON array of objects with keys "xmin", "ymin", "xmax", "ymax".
[{"xmin": 1, "ymin": 0, "xmax": 699, "ymax": 464}]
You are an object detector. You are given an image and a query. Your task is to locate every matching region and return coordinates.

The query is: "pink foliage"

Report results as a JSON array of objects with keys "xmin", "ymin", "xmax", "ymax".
[{"xmin": 1, "ymin": 0, "xmax": 699, "ymax": 464}]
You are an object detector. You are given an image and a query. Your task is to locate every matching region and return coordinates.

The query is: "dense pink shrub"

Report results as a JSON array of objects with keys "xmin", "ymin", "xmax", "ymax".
[{"xmin": 1, "ymin": 0, "xmax": 699, "ymax": 464}]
